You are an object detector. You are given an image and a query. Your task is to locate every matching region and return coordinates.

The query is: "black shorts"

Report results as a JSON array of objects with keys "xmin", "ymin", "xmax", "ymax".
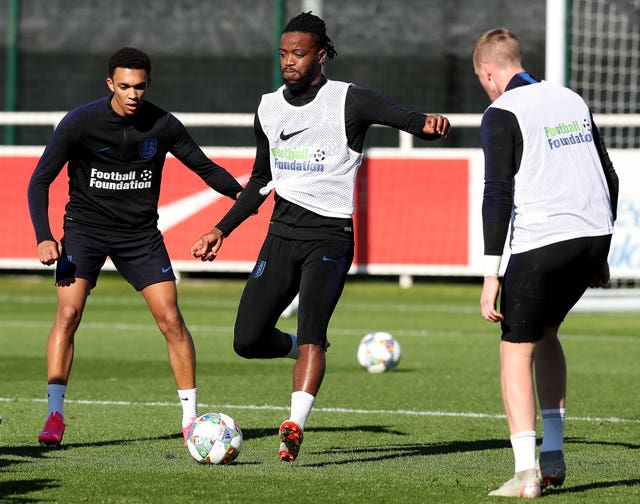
[
  {"xmin": 500, "ymin": 235, "xmax": 612, "ymax": 343},
  {"xmin": 56, "ymin": 225, "xmax": 176, "ymax": 291},
  {"xmin": 234, "ymin": 233, "xmax": 354, "ymax": 348}
]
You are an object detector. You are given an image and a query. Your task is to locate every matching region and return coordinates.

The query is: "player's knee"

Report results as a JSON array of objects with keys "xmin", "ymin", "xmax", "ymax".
[
  {"xmin": 233, "ymin": 325, "xmax": 269, "ymax": 359},
  {"xmin": 233, "ymin": 337, "xmax": 258, "ymax": 359},
  {"xmin": 233, "ymin": 318, "xmax": 265, "ymax": 358},
  {"xmin": 56, "ymin": 304, "xmax": 83, "ymax": 329},
  {"xmin": 157, "ymin": 311, "xmax": 188, "ymax": 339}
]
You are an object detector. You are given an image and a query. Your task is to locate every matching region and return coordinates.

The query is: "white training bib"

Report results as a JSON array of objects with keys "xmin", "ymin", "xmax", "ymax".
[{"xmin": 257, "ymin": 80, "xmax": 363, "ymax": 218}]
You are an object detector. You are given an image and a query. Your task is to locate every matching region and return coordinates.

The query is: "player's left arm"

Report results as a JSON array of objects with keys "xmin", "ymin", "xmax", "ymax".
[
  {"xmin": 590, "ymin": 113, "xmax": 619, "ymax": 221},
  {"xmin": 167, "ymin": 115, "xmax": 243, "ymax": 199},
  {"xmin": 345, "ymin": 86, "xmax": 449, "ymax": 145}
]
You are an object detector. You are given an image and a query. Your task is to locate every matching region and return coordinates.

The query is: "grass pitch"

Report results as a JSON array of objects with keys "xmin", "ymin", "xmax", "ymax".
[{"xmin": 0, "ymin": 273, "xmax": 638, "ymax": 503}]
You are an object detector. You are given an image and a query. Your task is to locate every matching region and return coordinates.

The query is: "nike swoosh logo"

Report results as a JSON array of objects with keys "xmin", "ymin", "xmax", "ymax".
[
  {"xmin": 280, "ymin": 127, "xmax": 309, "ymax": 140},
  {"xmin": 322, "ymin": 256, "xmax": 338, "ymax": 263},
  {"xmin": 162, "ymin": 266, "xmax": 172, "ymax": 273}
]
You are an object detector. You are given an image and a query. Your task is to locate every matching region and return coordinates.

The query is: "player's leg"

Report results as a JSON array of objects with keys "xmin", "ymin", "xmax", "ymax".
[
  {"xmin": 534, "ymin": 325, "xmax": 567, "ymax": 488},
  {"xmin": 279, "ymin": 239, "xmax": 353, "ymax": 462},
  {"xmin": 141, "ymin": 281, "xmax": 199, "ymax": 442},
  {"xmin": 535, "ymin": 327, "xmax": 568, "ymax": 490},
  {"xmin": 39, "ymin": 229, "xmax": 103, "ymax": 446},
  {"xmin": 281, "ymin": 292, "xmax": 300, "ymax": 318},
  {"xmin": 534, "ymin": 326, "xmax": 566, "ymax": 413},
  {"xmin": 141, "ymin": 281, "xmax": 195, "ymax": 389},
  {"xmin": 489, "ymin": 250, "xmax": 543, "ymax": 497},
  {"xmin": 500, "ymin": 340, "xmax": 538, "ymax": 435},
  {"xmin": 46, "ymin": 279, "xmax": 92, "ymax": 386},
  {"xmin": 38, "ymin": 278, "xmax": 92, "ymax": 446},
  {"xmin": 233, "ymin": 234, "xmax": 300, "ymax": 360},
  {"xmin": 489, "ymin": 339, "xmax": 541, "ymax": 497},
  {"xmin": 534, "ymin": 235, "xmax": 611, "ymax": 488},
  {"xmin": 294, "ymin": 239, "xmax": 353, "ymax": 392},
  {"xmin": 113, "ymin": 230, "xmax": 198, "ymax": 442}
]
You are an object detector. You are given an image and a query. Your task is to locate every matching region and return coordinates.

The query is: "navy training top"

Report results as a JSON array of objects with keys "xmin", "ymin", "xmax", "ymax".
[{"xmin": 28, "ymin": 95, "xmax": 243, "ymax": 242}]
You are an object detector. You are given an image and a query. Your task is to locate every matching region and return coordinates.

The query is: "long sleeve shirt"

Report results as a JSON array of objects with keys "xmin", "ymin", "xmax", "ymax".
[{"xmin": 28, "ymin": 95, "xmax": 243, "ymax": 242}]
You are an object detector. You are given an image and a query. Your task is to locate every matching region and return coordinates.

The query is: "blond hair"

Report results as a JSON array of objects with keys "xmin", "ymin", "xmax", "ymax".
[{"xmin": 473, "ymin": 28, "xmax": 522, "ymax": 69}]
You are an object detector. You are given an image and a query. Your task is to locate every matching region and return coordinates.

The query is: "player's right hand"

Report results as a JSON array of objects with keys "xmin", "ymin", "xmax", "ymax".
[
  {"xmin": 190, "ymin": 227, "xmax": 225, "ymax": 261},
  {"xmin": 480, "ymin": 275, "xmax": 504, "ymax": 322},
  {"xmin": 37, "ymin": 240, "xmax": 61, "ymax": 266}
]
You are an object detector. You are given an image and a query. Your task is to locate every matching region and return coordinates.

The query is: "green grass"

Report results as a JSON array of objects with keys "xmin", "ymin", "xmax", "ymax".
[{"xmin": 1, "ymin": 273, "xmax": 638, "ymax": 503}]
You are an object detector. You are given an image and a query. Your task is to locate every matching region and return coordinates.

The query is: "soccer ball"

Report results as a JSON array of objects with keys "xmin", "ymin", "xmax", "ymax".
[
  {"xmin": 186, "ymin": 412, "xmax": 243, "ymax": 464},
  {"xmin": 357, "ymin": 332, "xmax": 401, "ymax": 373}
]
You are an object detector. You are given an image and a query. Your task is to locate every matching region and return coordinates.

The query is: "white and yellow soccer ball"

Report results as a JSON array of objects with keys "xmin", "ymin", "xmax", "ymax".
[
  {"xmin": 357, "ymin": 332, "xmax": 402, "ymax": 373},
  {"xmin": 187, "ymin": 412, "xmax": 243, "ymax": 464}
]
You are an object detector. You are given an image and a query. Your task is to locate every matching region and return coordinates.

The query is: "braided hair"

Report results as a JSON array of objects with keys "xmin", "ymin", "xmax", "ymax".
[{"xmin": 282, "ymin": 12, "xmax": 337, "ymax": 60}]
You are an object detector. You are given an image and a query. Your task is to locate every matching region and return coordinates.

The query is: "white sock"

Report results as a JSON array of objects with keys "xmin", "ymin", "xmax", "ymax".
[
  {"xmin": 289, "ymin": 391, "xmax": 315, "ymax": 430},
  {"xmin": 540, "ymin": 408, "xmax": 565, "ymax": 453},
  {"xmin": 285, "ymin": 333, "xmax": 299, "ymax": 359},
  {"xmin": 177, "ymin": 388, "xmax": 198, "ymax": 425},
  {"xmin": 47, "ymin": 384, "xmax": 66, "ymax": 418},
  {"xmin": 510, "ymin": 430, "xmax": 537, "ymax": 473}
]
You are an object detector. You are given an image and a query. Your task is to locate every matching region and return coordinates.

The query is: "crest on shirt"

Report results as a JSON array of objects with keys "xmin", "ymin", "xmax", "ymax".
[
  {"xmin": 251, "ymin": 260, "xmax": 266, "ymax": 278},
  {"xmin": 139, "ymin": 138, "xmax": 157, "ymax": 159}
]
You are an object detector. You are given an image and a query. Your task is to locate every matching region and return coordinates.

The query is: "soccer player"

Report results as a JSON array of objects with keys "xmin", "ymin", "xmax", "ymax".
[
  {"xmin": 191, "ymin": 12, "xmax": 450, "ymax": 462},
  {"xmin": 27, "ymin": 47, "xmax": 243, "ymax": 447},
  {"xmin": 473, "ymin": 29, "xmax": 618, "ymax": 497}
]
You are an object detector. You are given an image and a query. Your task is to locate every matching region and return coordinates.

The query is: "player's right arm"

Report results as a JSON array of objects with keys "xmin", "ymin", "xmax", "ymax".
[
  {"xmin": 190, "ymin": 113, "xmax": 271, "ymax": 261},
  {"xmin": 27, "ymin": 111, "xmax": 77, "ymax": 263},
  {"xmin": 479, "ymin": 107, "xmax": 519, "ymax": 321},
  {"xmin": 36, "ymin": 240, "xmax": 63, "ymax": 266}
]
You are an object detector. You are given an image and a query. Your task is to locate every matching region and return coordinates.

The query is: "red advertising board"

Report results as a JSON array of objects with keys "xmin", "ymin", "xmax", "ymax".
[{"xmin": 1, "ymin": 153, "xmax": 469, "ymax": 272}]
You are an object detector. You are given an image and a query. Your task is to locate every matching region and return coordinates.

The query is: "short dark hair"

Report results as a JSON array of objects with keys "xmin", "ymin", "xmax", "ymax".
[
  {"xmin": 108, "ymin": 47, "xmax": 151, "ymax": 77},
  {"xmin": 283, "ymin": 11, "xmax": 337, "ymax": 60}
]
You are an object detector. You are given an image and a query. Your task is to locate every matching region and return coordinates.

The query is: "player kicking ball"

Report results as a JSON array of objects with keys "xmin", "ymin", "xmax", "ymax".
[{"xmin": 191, "ymin": 12, "xmax": 449, "ymax": 462}]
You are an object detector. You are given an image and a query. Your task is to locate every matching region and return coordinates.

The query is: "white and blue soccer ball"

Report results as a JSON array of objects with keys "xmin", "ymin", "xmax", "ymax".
[
  {"xmin": 187, "ymin": 412, "xmax": 243, "ymax": 464},
  {"xmin": 357, "ymin": 332, "xmax": 402, "ymax": 373}
]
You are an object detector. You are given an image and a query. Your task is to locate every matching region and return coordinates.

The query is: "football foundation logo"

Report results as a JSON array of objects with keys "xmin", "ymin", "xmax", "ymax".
[{"xmin": 89, "ymin": 168, "xmax": 152, "ymax": 190}]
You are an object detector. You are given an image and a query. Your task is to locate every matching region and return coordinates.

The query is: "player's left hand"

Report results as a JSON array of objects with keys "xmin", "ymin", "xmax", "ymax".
[
  {"xmin": 423, "ymin": 114, "xmax": 451, "ymax": 137},
  {"xmin": 190, "ymin": 227, "xmax": 225, "ymax": 261}
]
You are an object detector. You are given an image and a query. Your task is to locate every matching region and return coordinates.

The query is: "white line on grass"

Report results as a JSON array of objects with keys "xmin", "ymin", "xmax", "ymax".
[
  {"xmin": 4, "ymin": 319, "xmax": 638, "ymax": 342},
  {"xmin": 1, "ymin": 397, "xmax": 638, "ymax": 424}
]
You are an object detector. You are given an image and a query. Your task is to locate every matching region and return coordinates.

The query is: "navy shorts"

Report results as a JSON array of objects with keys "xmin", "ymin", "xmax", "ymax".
[
  {"xmin": 500, "ymin": 235, "xmax": 612, "ymax": 343},
  {"xmin": 56, "ymin": 225, "xmax": 176, "ymax": 291},
  {"xmin": 234, "ymin": 233, "xmax": 354, "ymax": 349}
]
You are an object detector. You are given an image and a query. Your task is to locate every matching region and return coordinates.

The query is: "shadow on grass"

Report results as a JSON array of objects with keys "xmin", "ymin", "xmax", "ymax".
[
  {"xmin": 0, "ymin": 479, "xmax": 60, "ymax": 503},
  {"xmin": 298, "ymin": 434, "xmax": 640, "ymax": 467},
  {"xmin": 298, "ymin": 433, "xmax": 640, "ymax": 497},
  {"xmin": 302, "ymin": 437, "xmax": 512, "ymax": 467},
  {"xmin": 548, "ymin": 478, "xmax": 640, "ymax": 496},
  {"xmin": 242, "ymin": 424, "xmax": 405, "ymax": 441},
  {"xmin": 565, "ymin": 436, "xmax": 640, "ymax": 450}
]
